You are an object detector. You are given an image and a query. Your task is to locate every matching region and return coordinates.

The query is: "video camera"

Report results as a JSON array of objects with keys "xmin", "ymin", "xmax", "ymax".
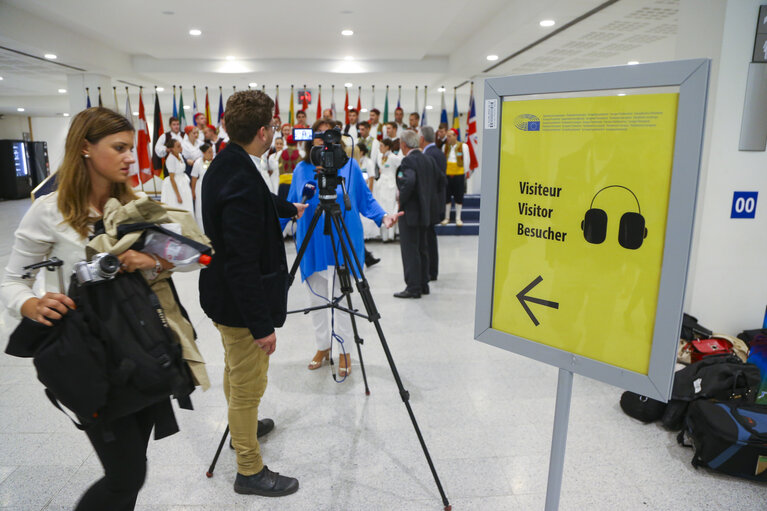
[{"xmin": 293, "ymin": 127, "xmax": 349, "ymax": 202}]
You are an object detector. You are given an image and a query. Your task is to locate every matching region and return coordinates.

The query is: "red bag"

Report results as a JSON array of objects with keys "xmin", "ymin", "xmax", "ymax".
[{"xmin": 686, "ymin": 338, "xmax": 733, "ymax": 363}]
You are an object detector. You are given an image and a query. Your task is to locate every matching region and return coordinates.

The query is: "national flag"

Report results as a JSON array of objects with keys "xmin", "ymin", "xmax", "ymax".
[
  {"xmin": 466, "ymin": 83, "xmax": 479, "ymax": 171},
  {"xmin": 172, "ymin": 86, "xmax": 178, "ymax": 118},
  {"xmin": 421, "ymin": 85, "xmax": 427, "ymax": 127},
  {"xmin": 135, "ymin": 89, "xmax": 154, "ymax": 185},
  {"xmin": 440, "ymin": 87, "xmax": 448, "ymax": 125},
  {"xmin": 86, "ymin": 88, "xmax": 91, "ymax": 108},
  {"xmin": 356, "ymin": 86, "xmax": 361, "ymax": 113},
  {"xmin": 204, "ymin": 87, "xmax": 211, "ymax": 124},
  {"xmin": 113, "ymin": 87, "xmax": 119, "ymax": 112},
  {"xmin": 371, "ymin": 85, "xmax": 375, "ymax": 109},
  {"xmin": 178, "ymin": 87, "xmax": 187, "ymax": 130},
  {"xmin": 397, "ymin": 85, "xmax": 401, "ymax": 110},
  {"xmin": 316, "ymin": 85, "xmax": 322, "ymax": 121},
  {"xmin": 452, "ymin": 88, "xmax": 461, "ymax": 141},
  {"xmin": 383, "ymin": 85, "xmax": 389, "ymax": 123},
  {"xmin": 217, "ymin": 86, "xmax": 224, "ymax": 126},
  {"xmin": 301, "ymin": 84, "xmax": 308, "ymax": 112},
  {"xmin": 275, "ymin": 85, "xmax": 280, "ymax": 119},
  {"xmin": 331, "ymin": 85, "xmax": 336, "ymax": 120},
  {"xmin": 289, "ymin": 85, "xmax": 294, "ymax": 125},
  {"xmin": 151, "ymin": 89, "xmax": 165, "ymax": 176},
  {"xmin": 125, "ymin": 91, "xmax": 140, "ymax": 187},
  {"xmin": 193, "ymin": 86, "xmax": 198, "ymax": 117},
  {"xmin": 98, "ymin": 87, "xmax": 103, "ymax": 107},
  {"xmin": 344, "ymin": 86, "xmax": 349, "ymax": 124},
  {"xmin": 414, "ymin": 86, "xmax": 419, "ymax": 117}
]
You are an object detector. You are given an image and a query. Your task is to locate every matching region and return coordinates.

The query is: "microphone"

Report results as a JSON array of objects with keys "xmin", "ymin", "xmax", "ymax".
[{"xmin": 301, "ymin": 181, "xmax": 317, "ymax": 204}]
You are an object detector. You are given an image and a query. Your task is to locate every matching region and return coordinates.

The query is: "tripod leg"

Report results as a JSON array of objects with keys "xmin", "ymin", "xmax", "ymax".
[
  {"xmin": 328, "ymin": 222, "xmax": 371, "ymax": 394},
  {"xmin": 206, "ymin": 424, "xmax": 229, "ymax": 478},
  {"xmin": 288, "ymin": 205, "xmax": 324, "ymax": 286},
  {"xmin": 330, "ymin": 212, "xmax": 451, "ymax": 510}
]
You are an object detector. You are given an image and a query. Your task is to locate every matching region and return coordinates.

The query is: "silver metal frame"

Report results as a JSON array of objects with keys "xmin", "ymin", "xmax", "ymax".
[{"xmin": 474, "ymin": 59, "xmax": 710, "ymax": 401}]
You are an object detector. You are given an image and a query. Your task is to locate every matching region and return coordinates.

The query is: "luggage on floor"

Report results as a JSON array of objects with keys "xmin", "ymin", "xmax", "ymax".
[
  {"xmin": 620, "ymin": 391, "xmax": 667, "ymax": 423},
  {"xmin": 680, "ymin": 399, "xmax": 767, "ymax": 481}
]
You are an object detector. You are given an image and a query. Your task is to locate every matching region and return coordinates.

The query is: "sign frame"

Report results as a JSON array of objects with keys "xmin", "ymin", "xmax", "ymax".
[{"xmin": 474, "ymin": 59, "xmax": 710, "ymax": 401}]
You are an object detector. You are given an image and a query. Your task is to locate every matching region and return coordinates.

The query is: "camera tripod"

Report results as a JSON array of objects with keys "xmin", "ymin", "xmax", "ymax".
[{"xmin": 206, "ymin": 174, "xmax": 451, "ymax": 510}]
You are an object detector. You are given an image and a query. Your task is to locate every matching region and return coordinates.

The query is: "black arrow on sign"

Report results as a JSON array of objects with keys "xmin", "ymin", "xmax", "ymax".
[{"xmin": 516, "ymin": 275, "xmax": 559, "ymax": 326}]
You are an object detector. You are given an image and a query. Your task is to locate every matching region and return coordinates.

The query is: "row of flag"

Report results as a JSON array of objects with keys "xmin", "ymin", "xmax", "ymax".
[{"xmin": 85, "ymin": 81, "xmax": 479, "ymax": 184}]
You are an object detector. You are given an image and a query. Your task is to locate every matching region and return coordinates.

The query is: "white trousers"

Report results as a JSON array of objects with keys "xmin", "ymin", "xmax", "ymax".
[{"xmin": 305, "ymin": 269, "xmax": 355, "ymax": 352}]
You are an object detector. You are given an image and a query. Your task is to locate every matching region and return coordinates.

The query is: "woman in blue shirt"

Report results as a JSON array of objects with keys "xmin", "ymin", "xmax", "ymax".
[{"xmin": 285, "ymin": 120, "xmax": 400, "ymax": 376}]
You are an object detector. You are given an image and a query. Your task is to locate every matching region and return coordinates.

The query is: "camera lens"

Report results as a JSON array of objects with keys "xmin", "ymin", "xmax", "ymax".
[{"xmin": 98, "ymin": 254, "xmax": 121, "ymax": 277}]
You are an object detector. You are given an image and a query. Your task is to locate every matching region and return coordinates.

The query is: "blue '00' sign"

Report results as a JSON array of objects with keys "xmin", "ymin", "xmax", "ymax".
[{"xmin": 731, "ymin": 191, "xmax": 758, "ymax": 219}]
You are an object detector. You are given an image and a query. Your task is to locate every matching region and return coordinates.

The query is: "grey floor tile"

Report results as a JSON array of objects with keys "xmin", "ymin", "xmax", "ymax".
[{"xmin": 0, "ymin": 465, "xmax": 76, "ymax": 510}]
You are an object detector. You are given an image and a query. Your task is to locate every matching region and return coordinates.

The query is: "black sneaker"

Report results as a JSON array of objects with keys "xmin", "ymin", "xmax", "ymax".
[{"xmin": 234, "ymin": 466, "xmax": 299, "ymax": 496}]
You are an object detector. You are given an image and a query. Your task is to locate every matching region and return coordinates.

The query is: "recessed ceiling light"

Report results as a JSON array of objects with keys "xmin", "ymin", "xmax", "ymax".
[
  {"xmin": 63, "ymin": 113, "xmax": 69, "ymax": 117},
  {"xmin": 425, "ymin": 105, "xmax": 433, "ymax": 110},
  {"xmin": 132, "ymin": 111, "xmax": 139, "ymax": 115},
  {"xmin": 344, "ymin": 56, "xmax": 354, "ymax": 61},
  {"xmin": 341, "ymin": 29, "xmax": 354, "ymax": 36},
  {"xmin": 183, "ymin": 105, "xmax": 191, "ymax": 110},
  {"xmin": 617, "ymin": 93, "xmax": 626, "ymax": 96},
  {"xmin": 344, "ymin": 82, "xmax": 353, "ymax": 88},
  {"xmin": 17, "ymin": 107, "xmax": 25, "ymax": 112},
  {"xmin": 0, "ymin": 76, "xmax": 4, "ymax": 80},
  {"xmin": 627, "ymin": 61, "xmax": 639, "ymax": 65},
  {"xmin": 226, "ymin": 56, "xmax": 235, "ymax": 61},
  {"xmin": 248, "ymin": 82, "xmax": 257, "ymax": 87},
  {"xmin": 540, "ymin": 19, "xmax": 556, "ymax": 27},
  {"xmin": 360, "ymin": 108, "xmax": 368, "ymax": 113},
  {"xmin": 44, "ymin": 53, "xmax": 57, "ymax": 60},
  {"xmin": 438, "ymin": 87, "xmax": 445, "ymax": 92},
  {"xmin": 156, "ymin": 87, "xmax": 165, "ymax": 92},
  {"xmin": 486, "ymin": 54, "xmax": 499, "ymax": 61},
  {"xmin": 189, "ymin": 29, "xmax": 202, "ymax": 36},
  {"xmin": 58, "ymin": 88, "xmax": 67, "ymax": 94}
]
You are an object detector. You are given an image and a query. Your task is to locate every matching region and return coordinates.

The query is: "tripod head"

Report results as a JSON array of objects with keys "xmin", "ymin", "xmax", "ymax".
[{"xmin": 310, "ymin": 128, "xmax": 349, "ymax": 204}]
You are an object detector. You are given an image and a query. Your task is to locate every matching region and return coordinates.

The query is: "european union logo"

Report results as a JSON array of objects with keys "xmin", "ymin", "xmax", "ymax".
[{"xmin": 514, "ymin": 114, "xmax": 541, "ymax": 131}]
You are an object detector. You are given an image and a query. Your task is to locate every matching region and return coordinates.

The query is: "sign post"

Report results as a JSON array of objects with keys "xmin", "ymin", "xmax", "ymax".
[{"xmin": 474, "ymin": 59, "xmax": 710, "ymax": 509}]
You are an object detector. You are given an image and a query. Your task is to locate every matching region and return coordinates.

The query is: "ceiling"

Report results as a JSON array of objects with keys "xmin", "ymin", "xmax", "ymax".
[{"xmin": 0, "ymin": 0, "xmax": 680, "ymax": 117}]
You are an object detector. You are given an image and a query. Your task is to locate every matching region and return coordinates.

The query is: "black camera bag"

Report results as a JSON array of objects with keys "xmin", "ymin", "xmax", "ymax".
[
  {"xmin": 680, "ymin": 400, "xmax": 767, "ymax": 481},
  {"xmin": 661, "ymin": 355, "xmax": 761, "ymax": 431},
  {"xmin": 6, "ymin": 271, "xmax": 194, "ymax": 432},
  {"xmin": 620, "ymin": 391, "xmax": 667, "ymax": 423}
]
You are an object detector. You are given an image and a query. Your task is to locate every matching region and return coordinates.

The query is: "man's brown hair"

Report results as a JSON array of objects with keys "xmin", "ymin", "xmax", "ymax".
[{"xmin": 225, "ymin": 90, "xmax": 274, "ymax": 145}]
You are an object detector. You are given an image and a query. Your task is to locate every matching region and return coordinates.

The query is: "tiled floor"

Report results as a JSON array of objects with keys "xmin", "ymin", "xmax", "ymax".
[{"xmin": 0, "ymin": 197, "xmax": 764, "ymax": 510}]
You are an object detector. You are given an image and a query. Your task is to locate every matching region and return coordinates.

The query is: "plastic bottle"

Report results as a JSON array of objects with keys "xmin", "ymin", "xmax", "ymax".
[{"xmin": 142, "ymin": 232, "xmax": 211, "ymax": 267}]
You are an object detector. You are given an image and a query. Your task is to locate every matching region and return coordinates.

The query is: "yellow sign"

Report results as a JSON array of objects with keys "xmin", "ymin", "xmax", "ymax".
[{"xmin": 492, "ymin": 93, "xmax": 679, "ymax": 375}]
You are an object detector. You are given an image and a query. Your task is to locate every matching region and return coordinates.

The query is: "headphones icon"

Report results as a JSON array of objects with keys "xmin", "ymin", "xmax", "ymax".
[{"xmin": 581, "ymin": 185, "xmax": 648, "ymax": 250}]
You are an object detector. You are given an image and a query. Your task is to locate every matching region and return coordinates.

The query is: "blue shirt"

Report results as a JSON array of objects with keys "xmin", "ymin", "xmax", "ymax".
[{"xmin": 283, "ymin": 158, "xmax": 386, "ymax": 281}]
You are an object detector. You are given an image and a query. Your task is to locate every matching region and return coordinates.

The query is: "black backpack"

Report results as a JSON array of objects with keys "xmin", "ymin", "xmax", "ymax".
[{"xmin": 6, "ymin": 271, "xmax": 194, "ymax": 431}]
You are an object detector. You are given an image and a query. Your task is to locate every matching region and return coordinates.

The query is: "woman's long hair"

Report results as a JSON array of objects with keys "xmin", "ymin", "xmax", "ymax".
[{"xmin": 56, "ymin": 107, "xmax": 138, "ymax": 237}]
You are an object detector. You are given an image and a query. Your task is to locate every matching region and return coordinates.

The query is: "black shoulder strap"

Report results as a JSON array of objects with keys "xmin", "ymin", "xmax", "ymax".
[{"xmin": 45, "ymin": 388, "xmax": 87, "ymax": 430}]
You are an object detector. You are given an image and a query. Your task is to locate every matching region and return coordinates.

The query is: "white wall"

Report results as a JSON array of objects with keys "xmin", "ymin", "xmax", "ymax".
[
  {"xmin": 0, "ymin": 116, "xmax": 30, "ymax": 140},
  {"xmin": 679, "ymin": 0, "xmax": 767, "ymax": 333},
  {"xmin": 30, "ymin": 117, "xmax": 69, "ymax": 172}
]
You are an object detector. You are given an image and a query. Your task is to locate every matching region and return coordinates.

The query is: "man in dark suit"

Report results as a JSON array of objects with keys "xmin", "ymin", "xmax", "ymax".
[
  {"xmin": 421, "ymin": 126, "xmax": 447, "ymax": 282},
  {"xmin": 395, "ymin": 129, "xmax": 438, "ymax": 298},
  {"xmin": 199, "ymin": 90, "xmax": 307, "ymax": 497}
]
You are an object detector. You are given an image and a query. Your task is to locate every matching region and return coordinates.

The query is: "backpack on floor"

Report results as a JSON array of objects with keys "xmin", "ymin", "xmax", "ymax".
[{"xmin": 680, "ymin": 400, "xmax": 767, "ymax": 481}]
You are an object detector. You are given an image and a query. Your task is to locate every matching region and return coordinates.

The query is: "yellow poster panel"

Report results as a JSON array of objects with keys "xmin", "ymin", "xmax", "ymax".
[{"xmin": 492, "ymin": 93, "xmax": 679, "ymax": 375}]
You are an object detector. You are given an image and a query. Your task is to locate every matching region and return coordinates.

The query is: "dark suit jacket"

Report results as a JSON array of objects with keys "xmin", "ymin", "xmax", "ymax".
[
  {"xmin": 199, "ymin": 142, "xmax": 297, "ymax": 339},
  {"xmin": 397, "ymin": 149, "xmax": 437, "ymax": 227},
  {"xmin": 424, "ymin": 144, "xmax": 447, "ymax": 223}
]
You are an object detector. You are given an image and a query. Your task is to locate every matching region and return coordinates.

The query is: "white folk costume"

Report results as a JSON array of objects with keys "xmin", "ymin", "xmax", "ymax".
[
  {"xmin": 442, "ymin": 141, "xmax": 470, "ymax": 226},
  {"xmin": 161, "ymin": 153, "xmax": 194, "ymax": 213},
  {"xmin": 181, "ymin": 137, "xmax": 202, "ymax": 163},
  {"xmin": 266, "ymin": 152, "xmax": 281, "ymax": 193},
  {"xmin": 373, "ymin": 150, "xmax": 401, "ymax": 241},
  {"xmin": 190, "ymin": 156, "xmax": 212, "ymax": 229},
  {"xmin": 358, "ymin": 155, "xmax": 380, "ymax": 239},
  {"xmin": 153, "ymin": 130, "xmax": 184, "ymax": 158}
]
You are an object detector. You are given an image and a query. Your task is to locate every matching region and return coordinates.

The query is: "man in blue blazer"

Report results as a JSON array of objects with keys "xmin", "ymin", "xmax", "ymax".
[{"xmin": 199, "ymin": 90, "xmax": 307, "ymax": 497}]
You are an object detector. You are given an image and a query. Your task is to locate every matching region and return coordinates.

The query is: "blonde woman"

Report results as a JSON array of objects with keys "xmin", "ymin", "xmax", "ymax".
[{"xmin": 0, "ymin": 107, "xmax": 176, "ymax": 510}]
